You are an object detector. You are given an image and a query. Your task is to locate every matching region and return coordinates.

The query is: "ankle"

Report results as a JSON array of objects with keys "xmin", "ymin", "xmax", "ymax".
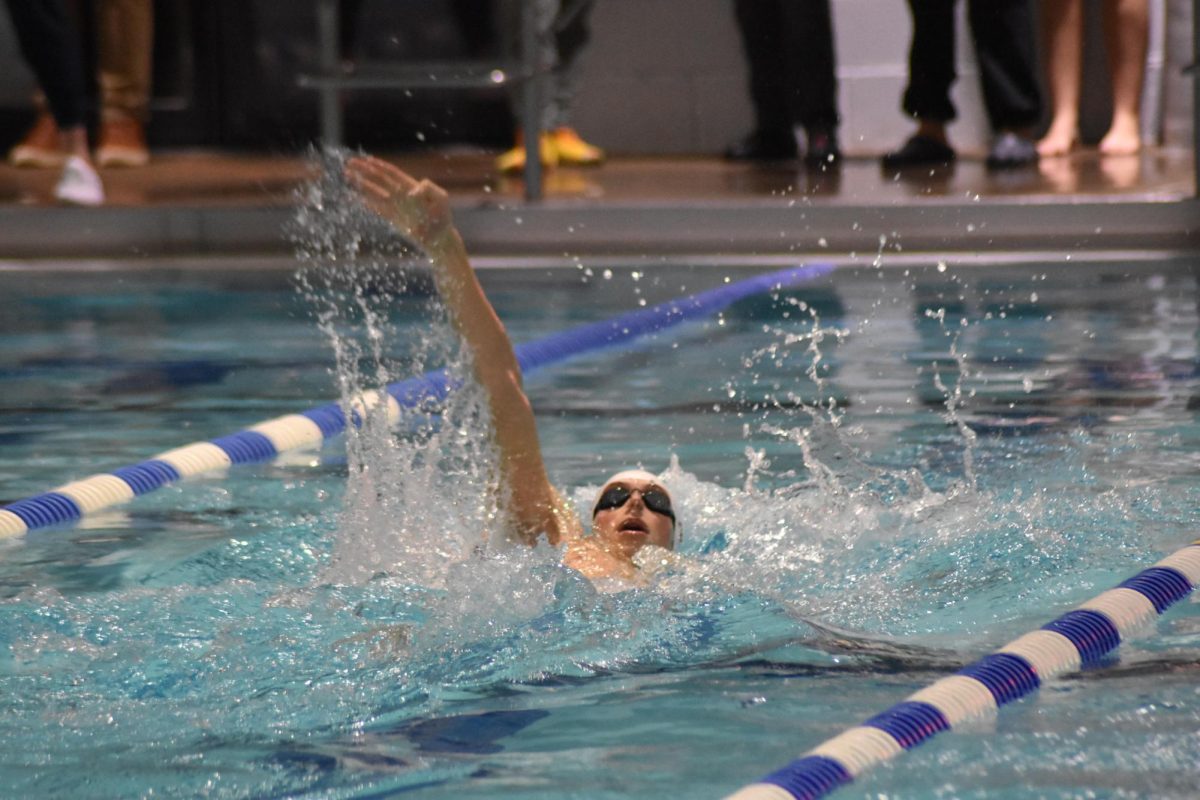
[{"xmin": 914, "ymin": 120, "xmax": 948, "ymax": 144}]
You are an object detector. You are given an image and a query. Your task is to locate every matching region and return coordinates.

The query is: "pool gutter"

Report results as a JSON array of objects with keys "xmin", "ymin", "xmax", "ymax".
[{"xmin": 0, "ymin": 195, "xmax": 1197, "ymax": 261}]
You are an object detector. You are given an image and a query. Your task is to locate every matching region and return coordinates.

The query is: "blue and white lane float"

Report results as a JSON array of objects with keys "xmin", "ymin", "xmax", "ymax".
[
  {"xmin": 724, "ymin": 539, "xmax": 1200, "ymax": 800},
  {"xmin": 0, "ymin": 262, "xmax": 836, "ymax": 539}
]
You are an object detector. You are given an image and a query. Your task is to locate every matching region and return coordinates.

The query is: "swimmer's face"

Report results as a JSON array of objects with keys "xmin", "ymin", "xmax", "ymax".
[{"xmin": 591, "ymin": 478, "xmax": 675, "ymax": 558}]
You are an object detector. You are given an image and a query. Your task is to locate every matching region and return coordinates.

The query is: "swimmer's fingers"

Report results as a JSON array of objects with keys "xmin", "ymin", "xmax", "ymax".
[
  {"xmin": 344, "ymin": 159, "xmax": 393, "ymax": 216},
  {"xmin": 347, "ymin": 172, "xmax": 408, "ymax": 234},
  {"xmin": 346, "ymin": 155, "xmax": 418, "ymax": 195},
  {"xmin": 348, "ymin": 173, "xmax": 390, "ymax": 208},
  {"xmin": 346, "ymin": 158, "xmax": 421, "ymax": 219},
  {"xmin": 346, "ymin": 159, "xmax": 455, "ymax": 247}
]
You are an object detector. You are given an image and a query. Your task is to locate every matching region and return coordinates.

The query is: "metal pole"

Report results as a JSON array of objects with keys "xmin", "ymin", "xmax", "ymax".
[
  {"xmin": 520, "ymin": 1, "xmax": 543, "ymax": 202},
  {"xmin": 317, "ymin": 0, "xmax": 343, "ymax": 148},
  {"xmin": 1193, "ymin": 0, "xmax": 1199, "ymax": 196}
]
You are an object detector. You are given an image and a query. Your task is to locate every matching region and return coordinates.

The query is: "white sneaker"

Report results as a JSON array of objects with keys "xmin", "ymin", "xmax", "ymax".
[{"xmin": 54, "ymin": 156, "xmax": 105, "ymax": 206}]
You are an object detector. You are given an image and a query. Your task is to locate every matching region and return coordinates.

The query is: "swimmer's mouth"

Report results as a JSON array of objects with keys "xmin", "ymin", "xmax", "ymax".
[{"xmin": 619, "ymin": 519, "xmax": 649, "ymax": 534}]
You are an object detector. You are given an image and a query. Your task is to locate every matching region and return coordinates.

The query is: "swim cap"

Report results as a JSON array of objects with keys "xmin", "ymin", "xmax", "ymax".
[{"xmin": 592, "ymin": 469, "xmax": 681, "ymax": 547}]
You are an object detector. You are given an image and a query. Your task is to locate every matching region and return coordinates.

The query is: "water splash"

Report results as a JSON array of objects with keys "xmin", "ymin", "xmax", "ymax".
[
  {"xmin": 281, "ymin": 155, "xmax": 899, "ymax": 689},
  {"xmin": 290, "ymin": 150, "xmax": 505, "ymax": 589}
]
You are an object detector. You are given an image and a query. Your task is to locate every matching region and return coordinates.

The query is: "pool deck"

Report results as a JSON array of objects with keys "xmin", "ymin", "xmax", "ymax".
[{"xmin": 0, "ymin": 146, "xmax": 1196, "ymax": 263}]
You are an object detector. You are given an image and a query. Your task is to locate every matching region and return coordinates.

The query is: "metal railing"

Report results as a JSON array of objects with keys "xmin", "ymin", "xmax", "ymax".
[{"xmin": 298, "ymin": 0, "xmax": 547, "ymax": 200}]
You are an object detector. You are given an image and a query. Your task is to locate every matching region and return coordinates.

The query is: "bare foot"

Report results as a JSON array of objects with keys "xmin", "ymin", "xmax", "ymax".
[
  {"xmin": 1036, "ymin": 125, "xmax": 1078, "ymax": 157},
  {"xmin": 1099, "ymin": 118, "xmax": 1141, "ymax": 155}
]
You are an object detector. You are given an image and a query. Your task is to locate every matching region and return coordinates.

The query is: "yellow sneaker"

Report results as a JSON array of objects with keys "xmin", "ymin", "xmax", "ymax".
[
  {"xmin": 495, "ymin": 132, "xmax": 558, "ymax": 174},
  {"xmin": 9, "ymin": 112, "xmax": 64, "ymax": 168},
  {"xmin": 551, "ymin": 127, "xmax": 604, "ymax": 166}
]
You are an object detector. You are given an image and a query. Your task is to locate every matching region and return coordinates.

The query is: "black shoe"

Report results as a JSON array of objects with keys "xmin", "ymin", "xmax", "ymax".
[
  {"xmin": 725, "ymin": 130, "xmax": 797, "ymax": 161},
  {"xmin": 985, "ymin": 132, "xmax": 1038, "ymax": 170},
  {"xmin": 881, "ymin": 134, "xmax": 956, "ymax": 169},
  {"xmin": 803, "ymin": 128, "xmax": 841, "ymax": 168}
]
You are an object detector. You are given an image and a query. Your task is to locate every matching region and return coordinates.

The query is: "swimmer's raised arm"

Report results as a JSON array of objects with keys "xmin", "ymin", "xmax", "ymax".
[{"xmin": 346, "ymin": 156, "xmax": 580, "ymax": 548}]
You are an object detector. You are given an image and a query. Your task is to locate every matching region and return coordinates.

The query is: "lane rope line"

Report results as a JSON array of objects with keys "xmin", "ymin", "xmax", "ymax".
[
  {"xmin": 723, "ymin": 540, "xmax": 1200, "ymax": 800},
  {"xmin": 0, "ymin": 262, "xmax": 836, "ymax": 538}
]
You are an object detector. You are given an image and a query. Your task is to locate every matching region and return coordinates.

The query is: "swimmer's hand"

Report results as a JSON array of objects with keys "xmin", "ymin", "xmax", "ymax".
[{"xmin": 346, "ymin": 156, "xmax": 455, "ymax": 252}]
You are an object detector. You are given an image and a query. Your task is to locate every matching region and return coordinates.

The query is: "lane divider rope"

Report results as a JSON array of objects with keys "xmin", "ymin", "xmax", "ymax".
[
  {"xmin": 723, "ymin": 539, "xmax": 1200, "ymax": 800},
  {"xmin": 0, "ymin": 262, "xmax": 836, "ymax": 538}
]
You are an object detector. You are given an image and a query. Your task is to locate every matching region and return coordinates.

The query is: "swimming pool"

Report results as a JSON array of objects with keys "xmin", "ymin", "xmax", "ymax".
[{"xmin": 2, "ymin": 247, "xmax": 1199, "ymax": 799}]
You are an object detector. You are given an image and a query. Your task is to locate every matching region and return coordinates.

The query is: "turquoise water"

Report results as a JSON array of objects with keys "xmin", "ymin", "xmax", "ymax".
[{"xmin": 1, "ymin": 253, "xmax": 1199, "ymax": 799}]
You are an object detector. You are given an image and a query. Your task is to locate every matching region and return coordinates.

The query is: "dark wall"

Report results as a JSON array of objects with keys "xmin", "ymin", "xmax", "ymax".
[
  {"xmin": 157, "ymin": 0, "xmax": 514, "ymax": 149},
  {"xmin": 1, "ymin": 0, "xmax": 515, "ymax": 152},
  {"xmin": 2, "ymin": 0, "xmax": 1191, "ymax": 155}
]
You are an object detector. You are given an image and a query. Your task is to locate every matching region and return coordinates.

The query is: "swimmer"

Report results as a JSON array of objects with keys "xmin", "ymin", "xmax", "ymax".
[{"xmin": 346, "ymin": 156, "xmax": 678, "ymax": 584}]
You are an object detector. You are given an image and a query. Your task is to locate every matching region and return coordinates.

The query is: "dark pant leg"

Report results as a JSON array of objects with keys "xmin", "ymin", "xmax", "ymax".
[
  {"xmin": 901, "ymin": 0, "xmax": 957, "ymax": 122},
  {"xmin": 4, "ymin": 0, "xmax": 88, "ymax": 128},
  {"xmin": 966, "ymin": 0, "xmax": 1041, "ymax": 131},
  {"xmin": 553, "ymin": 0, "xmax": 593, "ymax": 71},
  {"xmin": 734, "ymin": 0, "xmax": 792, "ymax": 138},
  {"xmin": 778, "ymin": 0, "xmax": 838, "ymax": 130},
  {"xmin": 544, "ymin": 0, "xmax": 594, "ymax": 129}
]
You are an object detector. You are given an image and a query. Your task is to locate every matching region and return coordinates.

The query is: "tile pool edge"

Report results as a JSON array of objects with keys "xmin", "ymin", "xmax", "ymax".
[{"xmin": 0, "ymin": 197, "xmax": 1196, "ymax": 259}]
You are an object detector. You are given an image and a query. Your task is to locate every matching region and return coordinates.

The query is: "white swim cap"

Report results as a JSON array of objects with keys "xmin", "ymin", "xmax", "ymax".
[{"xmin": 592, "ymin": 469, "xmax": 681, "ymax": 547}]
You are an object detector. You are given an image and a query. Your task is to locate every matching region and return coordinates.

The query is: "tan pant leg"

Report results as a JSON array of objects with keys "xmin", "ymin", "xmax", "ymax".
[{"xmin": 97, "ymin": 0, "xmax": 153, "ymax": 121}]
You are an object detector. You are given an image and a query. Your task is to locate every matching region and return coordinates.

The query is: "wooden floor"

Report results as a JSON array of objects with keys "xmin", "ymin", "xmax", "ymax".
[
  {"xmin": 0, "ymin": 146, "xmax": 1195, "ymax": 258},
  {"xmin": 0, "ymin": 146, "xmax": 1193, "ymax": 208}
]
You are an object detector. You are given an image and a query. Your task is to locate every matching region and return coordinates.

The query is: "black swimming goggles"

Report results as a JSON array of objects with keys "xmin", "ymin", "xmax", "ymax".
[{"xmin": 592, "ymin": 484, "xmax": 676, "ymax": 525}]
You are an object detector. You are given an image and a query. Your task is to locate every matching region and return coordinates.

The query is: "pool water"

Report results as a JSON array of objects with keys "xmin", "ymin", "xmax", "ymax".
[{"xmin": 2, "ymin": 250, "xmax": 1200, "ymax": 799}]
